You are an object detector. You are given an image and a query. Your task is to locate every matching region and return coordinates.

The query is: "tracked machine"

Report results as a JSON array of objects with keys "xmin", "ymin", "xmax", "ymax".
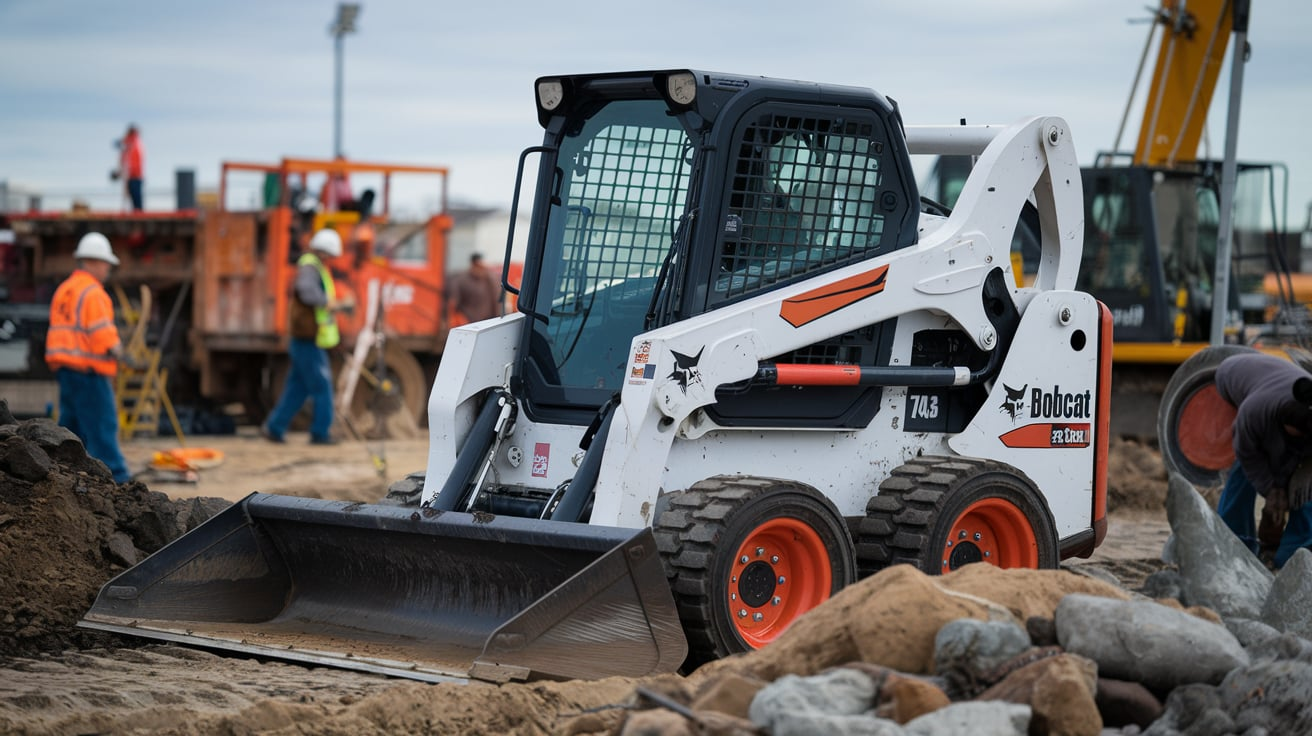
[{"xmin": 83, "ymin": 69, "xmax": 1111, "ymax": 683}]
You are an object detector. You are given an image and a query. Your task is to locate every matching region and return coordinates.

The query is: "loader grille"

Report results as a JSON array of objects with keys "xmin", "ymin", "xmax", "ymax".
[{"xmin": 715, "ymin": 110, "xmax": 897, "ymax": 302}]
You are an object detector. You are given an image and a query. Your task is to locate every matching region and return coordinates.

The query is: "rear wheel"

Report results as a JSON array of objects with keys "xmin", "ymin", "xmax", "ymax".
[
  {"xmin": 1157, "ymin": 345, "xmax": 1255, "ymax": 487},
  {"xmin": 653, "ymin": 477, "xmax": 856, "ymax": 669},
  {"xmin": 332, "ymin": 343, "xmax": 428, "ymax": 439},
  {"xmin": 853, "ymin": 456, "xmax": 1058, "ymax": 577}
]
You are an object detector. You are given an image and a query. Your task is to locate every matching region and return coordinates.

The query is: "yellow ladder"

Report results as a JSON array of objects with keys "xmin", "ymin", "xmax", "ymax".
[{"xmin": 114, "ymin": 285, "xmax": 185, "ymax": 444}]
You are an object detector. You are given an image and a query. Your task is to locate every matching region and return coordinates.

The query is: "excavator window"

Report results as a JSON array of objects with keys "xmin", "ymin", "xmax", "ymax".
[{"xmin": 713, "ymin": 109, "xmax": 894, "ymax": 304}]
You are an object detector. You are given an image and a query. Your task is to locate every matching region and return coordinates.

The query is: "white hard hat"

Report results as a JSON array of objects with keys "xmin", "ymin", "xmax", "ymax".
[
  {"xmin": 309, "ymin": 228, "xmax": 343, "ymax": 257},
  {"xmin": 73, "ymin": 232, "xmax": 120, "ymax": 266}
]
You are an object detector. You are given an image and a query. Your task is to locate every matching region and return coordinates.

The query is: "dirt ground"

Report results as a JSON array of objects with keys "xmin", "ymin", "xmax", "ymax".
[{"xmin": 0, "ymin": 426, "xmax": 1178, "ymax": 735}]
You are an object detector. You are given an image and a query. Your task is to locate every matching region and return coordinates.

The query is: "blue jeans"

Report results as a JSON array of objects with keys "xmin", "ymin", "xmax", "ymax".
[
  {"xmin": 265, "ymin": 338, "xmax": 334, "ymax": 441},
  {"xmin": 127, "ymin": 178, "xmax": 143, "ymax": 211},
  {"xmin": 57, "ymin": 368, "xmax": 132, "ymax": 483},
  {"xmin": 1218, "ymin": 462, "xmax": 1312, "ymax": 568}
]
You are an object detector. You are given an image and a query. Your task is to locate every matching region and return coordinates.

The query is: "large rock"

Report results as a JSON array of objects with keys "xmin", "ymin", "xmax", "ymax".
[
  {"xmin": 976, "ymin": 653, "xmax": 1100, "ymax": 736},
  {"xmin": 1216, "ymin": 659, "xmax": 1312, "ymax": 734},
  {"xmin": 1224, "ymin": 617, "xmax": 1283, "ymax": 651},
  {"xmin": 933, "ymin": 619, "xmax": 1031, "ymax": 698},
  {"xmin": 0, "ymin": 397, "xmax": 16, "ymax": 426},
  {"xmin": 0, "ymin": 436, "xmax": 52, "ymax": 482},
  {"xmin": 748, "ymin": 668, "xmax": 882, "ymax": 736},
  {"xmin": 1056, "ymin": 593, "xmax": 1248, "ymax": 690},
  {"xmin": 1094, "ymin": 678, "xmax": 1163, "ymax": 729},
  {"xmin": 844, "ymin": 663, "xmax": 950, "ymax": 724},
  {"xmin": 1164, "ymin": 473, "xmax": 1272, "ymax": 619},
  {"xmin": 1260, "ymin": 548, "xmax": 1312, "ymax": 639},
  {"xmin": 1141, "ymin": 683, "xmax": 1233, "ymax": 736},
  {"xmin": 903, "ymin": 701, "xmax": 1030, "ymax": 736}
]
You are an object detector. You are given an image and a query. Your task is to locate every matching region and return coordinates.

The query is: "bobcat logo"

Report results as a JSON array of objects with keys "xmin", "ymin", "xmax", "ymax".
[
  {"xmin": 669, "ymin": 347, "xmax": 704, "ymax": 394},
  {"xmin": 1000, "ymin": 383, "xmax": 1027, "ymax": 422}
]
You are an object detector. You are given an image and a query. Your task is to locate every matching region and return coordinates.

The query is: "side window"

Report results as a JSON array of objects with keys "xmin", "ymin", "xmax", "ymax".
[
  {"xmin": 1079, "ymin": 173, "xmax": 1148, "ymax": 293},
  {"xmin": 714, "ymin": 110, "xmax": 892, "ymax": 303}
]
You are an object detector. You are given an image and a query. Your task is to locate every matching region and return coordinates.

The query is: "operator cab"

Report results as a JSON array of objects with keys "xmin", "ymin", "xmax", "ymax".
[{"xmin": 511, "ymin": 70, "xmax": 921, "ymax": 427}]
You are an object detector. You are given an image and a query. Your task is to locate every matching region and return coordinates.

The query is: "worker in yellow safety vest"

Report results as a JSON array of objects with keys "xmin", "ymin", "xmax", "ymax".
[{"xmin": 261, "ymin": 228, "xmax": 352, "ymax": 445}]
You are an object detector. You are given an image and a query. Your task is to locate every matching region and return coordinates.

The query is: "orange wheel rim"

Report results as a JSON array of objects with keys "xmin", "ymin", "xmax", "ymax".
[
  {"xmin": 941, "ymin": 497, "xmax": 1037, "ymax": 571},
  {"xmin": 1176, "ymin": 385, "xmax": 1236, "ymax": 472},
  {"xmin": 727, "ymin": 517, "xmax": 832, "ymax": 648}
]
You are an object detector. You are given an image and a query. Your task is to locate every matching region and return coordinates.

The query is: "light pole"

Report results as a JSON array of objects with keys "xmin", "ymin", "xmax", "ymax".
[{"xmin": 329, "ymin": 3, "xmax": 360, "ymax": 159}]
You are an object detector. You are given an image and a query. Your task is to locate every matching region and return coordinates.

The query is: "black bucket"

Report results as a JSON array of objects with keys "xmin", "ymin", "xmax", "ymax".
[{"xmin": 80, "ymin": 493, "xmax": 687, "ymax": 683}]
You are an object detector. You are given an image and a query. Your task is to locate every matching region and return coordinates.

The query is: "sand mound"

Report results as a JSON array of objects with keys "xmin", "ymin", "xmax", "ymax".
[{"xmin": 0, "ymin": 416, "xmax": 228, "ymax": 658}]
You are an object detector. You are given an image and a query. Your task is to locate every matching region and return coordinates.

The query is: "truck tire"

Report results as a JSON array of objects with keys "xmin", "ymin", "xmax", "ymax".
[
  {"xmin": 1157, "ymin": 345, "xmax": 1256, "ymax": 487},
  {"xmin": 335, "ymin": 343, "xmax": 429, "ymax": 439},
  {"xmin": 653, "ymin": 477, "xmax": 856, "ymax": 670},
  {"xmin": 853, "ymin": 456, "xmax": 1058, "ymax": 577}
]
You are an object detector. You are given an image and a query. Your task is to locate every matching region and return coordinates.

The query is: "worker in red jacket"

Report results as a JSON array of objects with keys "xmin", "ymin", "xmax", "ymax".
[
  {"xmin": 117, "ymin": 124, "xmax": 145, "ymax": 211},
  {"xmin": 46, "ymin": 232, "xmax": 132, "ymax": 483}
]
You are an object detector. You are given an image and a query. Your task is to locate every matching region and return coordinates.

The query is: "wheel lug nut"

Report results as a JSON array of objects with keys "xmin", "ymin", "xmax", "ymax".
[
  {"xmin": 974, "ymin": 532, "xmax": 982, "ymax": 541},
  {"xmin": 946, "ymin": 541, "xmax": 953, "ymax": 547},
  {"xmin": 740, "ymin": 555, "xmax": 749, "ymax": 564},
  {"xmin": 755, "ymin": 547, "xmax": 765, "ymax": 557},
  {"xmin": 738, "ymin": 609, "xmax": 748, "ymax": 618},
  {"xmin": 771, "ymin": 555, "xmax": 779, "ymax": 564},
  {"xmin": 985, "ymin": 551, "xmax": 992, "ymax": 558},
  {"xmin": 958, "ymin": 530, "xmax": 967, "ymax": 539},
  {"xmin": 777, "ymin": 576, "xmax": 786, "ymax": 584},
  {"xmin": 772, "ymin": 597, "xmax": 781, "ymax": 606},
  {"xmin": 731, "ymin": 593, "xmax": 737, "ymax": 600},
  {"xmin": 752, "ymin": 613, "xmax": 764, "ymax": 622}
]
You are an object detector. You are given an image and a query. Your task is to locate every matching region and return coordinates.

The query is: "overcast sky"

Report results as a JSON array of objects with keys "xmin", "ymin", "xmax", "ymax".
[{"xmin": 2, "ymin": 0, "xmax": 1309, "ymax": 231}]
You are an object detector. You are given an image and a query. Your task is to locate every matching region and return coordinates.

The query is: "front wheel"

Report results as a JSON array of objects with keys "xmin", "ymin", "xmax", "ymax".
[
  {"xmin": 654, "ymin": 477, "xmax": 856, "ymax": 669},
  {"xmin": 853, "ymin": 456, "xmax": 1058, "ymax": 577}
]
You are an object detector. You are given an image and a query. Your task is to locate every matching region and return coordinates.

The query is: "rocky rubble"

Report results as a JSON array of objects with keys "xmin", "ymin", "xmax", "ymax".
[
  {"xmin": 569, "ymin": 474, "xmax": 1312, "ymax": 736},
  {"xmin": 0, "ymin": 400, "xmax": 229, "ymax": 657}
]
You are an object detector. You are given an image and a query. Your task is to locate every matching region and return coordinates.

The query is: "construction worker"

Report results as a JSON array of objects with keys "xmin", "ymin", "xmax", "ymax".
[
  {"xmin": 1214, "ymin": 352, "xmax": 1312, "ymax": 568},
  {"xmin": 262, "ymin": 228, "xmax": 351, "ymax": 445},
  {"xmin": 447, "ymin": 252, "xmax": 501, "ymax": 325},
  {"xmin": 45, "ymin": 232, "xmax": 132, "ymax": 483},
  {"xmin": 115, "ymin": 124, "xmax": 145, "ymax": 211}
]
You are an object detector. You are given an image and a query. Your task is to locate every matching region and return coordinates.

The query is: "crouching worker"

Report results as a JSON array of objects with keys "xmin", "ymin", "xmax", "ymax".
[{"xmin": 1215, "ymin": 352, "xmax": 1312, "ymax": 567}]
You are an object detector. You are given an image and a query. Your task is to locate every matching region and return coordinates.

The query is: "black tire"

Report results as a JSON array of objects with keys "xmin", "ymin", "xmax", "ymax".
[
  {"xmin": 1157, "ymin": 345, "xmax": 1256, "ymax": 487},
  {"xmin": 852, "ymin": 456, "xmax": 1058, "ymax": 577},
  {"xmin": 652, "ymin": 477, "xmax": 856, "ymax": 669}
]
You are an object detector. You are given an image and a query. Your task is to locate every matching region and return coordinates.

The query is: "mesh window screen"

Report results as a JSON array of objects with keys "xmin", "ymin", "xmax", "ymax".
[
  {"xmin": 716, "ymin": 112, "xmax": 890, "ymax": 301},
  {"xmin": 539, "ymin": 111, "xmax": 691, "ymax": 389}
]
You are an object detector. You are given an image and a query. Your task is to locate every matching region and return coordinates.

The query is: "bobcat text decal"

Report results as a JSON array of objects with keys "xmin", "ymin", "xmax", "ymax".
[{"xmin": 998, "ymin": 385, "xmax": 1093, "ymax": 448}]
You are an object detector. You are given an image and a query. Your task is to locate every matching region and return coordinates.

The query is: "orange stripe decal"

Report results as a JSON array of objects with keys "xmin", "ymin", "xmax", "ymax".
[
  {"xmin": 999, "ymin": 423, "xmax": 1092, "ymax": 449},
  {"xmin": 779, "ymin": 264, "xmax": 889, "ymax": 328}
]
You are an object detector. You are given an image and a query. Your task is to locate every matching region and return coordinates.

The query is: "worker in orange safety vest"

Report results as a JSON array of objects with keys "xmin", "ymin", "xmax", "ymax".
[{"xmin": 46, "ymin": 232, "xmax": 132, "ymax": 483}]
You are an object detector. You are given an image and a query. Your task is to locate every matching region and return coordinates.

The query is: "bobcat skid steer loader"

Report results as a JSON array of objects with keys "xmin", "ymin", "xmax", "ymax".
[{"xmin": 83, "ymin": 69, "xmax": 1110, "ymax": 684}]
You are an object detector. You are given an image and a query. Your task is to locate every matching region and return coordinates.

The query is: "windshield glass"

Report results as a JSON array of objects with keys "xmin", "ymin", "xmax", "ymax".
[{"xmin": 528, "ymin": 99, "xmax": 692, "ymax": 394}]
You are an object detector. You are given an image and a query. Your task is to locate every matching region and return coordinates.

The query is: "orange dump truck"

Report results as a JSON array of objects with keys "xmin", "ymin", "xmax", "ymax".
[{"xmin": 0, "ymin": 157, "xmax": 453, "ymax": 429}]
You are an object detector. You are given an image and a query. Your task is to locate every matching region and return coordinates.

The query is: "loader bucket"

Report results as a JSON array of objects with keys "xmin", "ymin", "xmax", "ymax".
[{"xmin": 80, "ymin": 493, "xmax": 687, "ymax": 683}]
